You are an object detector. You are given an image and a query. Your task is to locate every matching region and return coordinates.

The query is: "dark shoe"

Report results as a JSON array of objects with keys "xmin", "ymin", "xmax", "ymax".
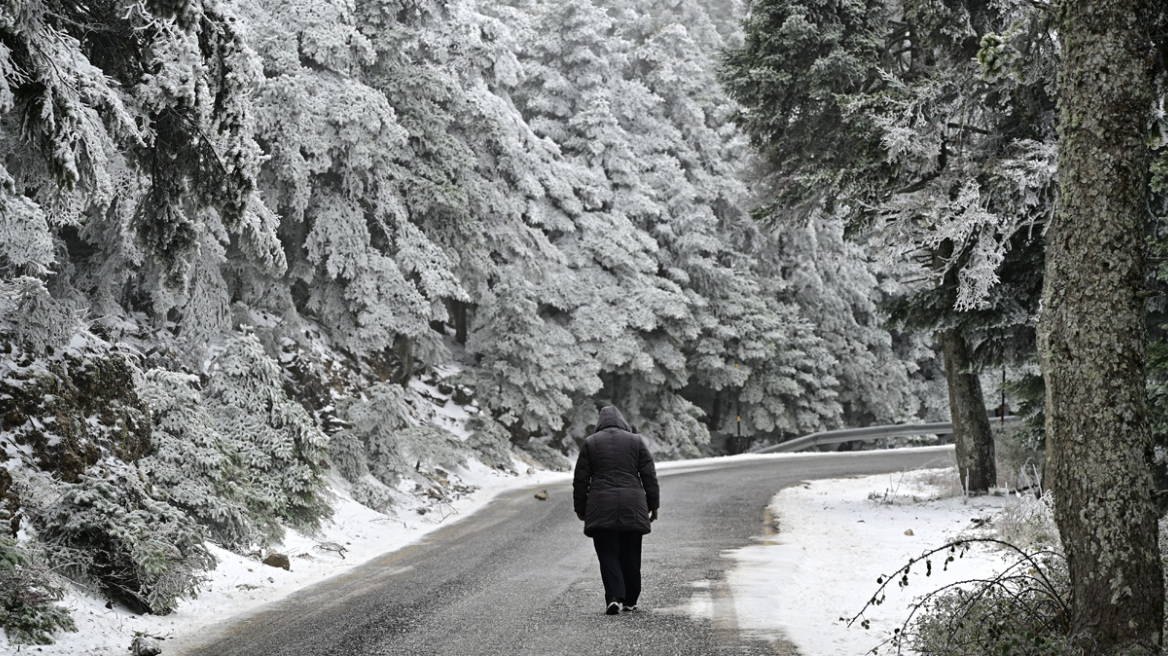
[
  {"xmin": 621, "ymin": 604, "xmax": 637, "ymax": 612},
  {"xmin": 606, "ymin": 602, "xmax": 620, "ymax": 615}
]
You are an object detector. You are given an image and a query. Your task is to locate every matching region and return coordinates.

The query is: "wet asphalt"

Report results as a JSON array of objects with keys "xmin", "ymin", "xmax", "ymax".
[{"xmin": 176, "ymin": 448, "xmax": 954, "ymax": 656}]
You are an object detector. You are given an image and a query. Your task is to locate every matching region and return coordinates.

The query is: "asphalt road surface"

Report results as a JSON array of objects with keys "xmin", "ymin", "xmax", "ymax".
[{"xmin": 178, "ymin": 448, "xmax": 954, "ymax": 656}]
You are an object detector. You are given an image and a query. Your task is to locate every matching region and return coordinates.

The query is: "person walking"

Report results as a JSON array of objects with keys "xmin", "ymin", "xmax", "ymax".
[{"xmin": 573, "ymin": 405, "xmax": 660, "ymax": 615}]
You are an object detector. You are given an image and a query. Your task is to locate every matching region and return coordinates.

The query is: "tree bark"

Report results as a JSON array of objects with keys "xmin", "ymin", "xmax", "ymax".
[
  {"xmin": 394, "ymin": 334, "xmax": 414, "ymax": 388},
  {"xmin": 452, "ymin": 300, "xmax": 469, "ymax": 345},
  {"xmin": 1037, "ymin": 0, "xmax": 1163, "ymax": 651},
  {"xmin": 933, "ymin": 241, "xmax": 997, "ymax": 494},
  {"xmin": 940, "ymin": 328, "xmax": 995, "ymax": 493},
  {"xmin": 709, "ymin": 389, "xmax": 724, "ymax": 433}
]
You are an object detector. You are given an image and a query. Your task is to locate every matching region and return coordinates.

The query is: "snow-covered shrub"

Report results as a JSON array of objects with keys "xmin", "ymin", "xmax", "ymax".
[
  {"xmin": 334, "ymin": 382, "xmax": 485, "ymax": 508},
  {"xmin": 327, "ymin": 380, "xmax": 410, "ymax": 485},
  {"xmin": 397, "ymin": 425, "xmax": 466, "ymax": 471},
  {"xmin": 0, "ymin": 536, "xmax": 75, "ymax": 644},
  {"xmin": 338, "ymin": 383, "xmax": 416, "ymax": 487},
  {"xmin": 23, "ymin": 473, "xmax": 214, "ymax": 615},
  {"xmin": 464, "ymin": 415, "xmax": 514, "ymax": 470},
  {"xmin": 514, "ymin": 436, "xmax": 572, "ymax": 472},
  {"xmin": 366, "ymin": 424, "xmax": 467, "ymax": 487},
  {"xmin": 139, "ymin": 369, "xmax": 256, "ymax": 550},
  {"xmin": 994, "ymin": 493, "xmax": 1058, "ymax": 550},
  {"xmin": 859, "ymin": 540, "xmax": 1070, "ymax": 656},
  {"xmin": 341, "ymin": 383, "xmax": 413, "ymax": 437},
  {"xmin": 349, "ymin": 478, "xmax": 395, "ymax": 513},
  {"xmin": 204, "ymin": 335, "xmax": 331, "ymax": 540},
  {"xmin": 327, "ymin": 430, "xmax": 369, "ymax": 483},
  {"xmin": 0, "ymin": 277, "xmax": 81, "ymax": 356},
  {"xmin": 904, "ymin": 544, "xmax": 1071, "ymax": 656}
]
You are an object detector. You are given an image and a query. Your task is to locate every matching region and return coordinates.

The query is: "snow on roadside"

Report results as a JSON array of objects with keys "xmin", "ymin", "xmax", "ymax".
[
  {"xmin": 5, "ymin": 446, "xmax": 1027, "ymax": 656},
  {"xmin": 1, "ymin": 460, "xmax": 574, "ymax": 656},
  {"xmin": 724, "ymin": 466, "xmax": 1017, "ymax": 656},
  {"xmin": 0, "ymin": 353, "xmax": 588, "ymax": 656}
]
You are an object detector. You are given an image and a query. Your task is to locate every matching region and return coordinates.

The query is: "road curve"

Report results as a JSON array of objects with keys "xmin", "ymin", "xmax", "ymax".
[{"xmin": 178, "ymin": 447, "xmax": 954, "ymax": 656}]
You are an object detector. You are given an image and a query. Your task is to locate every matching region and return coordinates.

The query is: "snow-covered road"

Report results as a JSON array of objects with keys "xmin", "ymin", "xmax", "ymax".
[{"xmin": 3, "ymin": 445, "xmax": 1015, "ymax": 656}]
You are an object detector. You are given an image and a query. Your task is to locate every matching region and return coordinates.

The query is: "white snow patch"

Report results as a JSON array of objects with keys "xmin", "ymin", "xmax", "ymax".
[
  {"xmin": 3, "ymin": 444, "xmax": 1030, "ymax": 656},
  {"xmin": 724, "ymin": 467, "xmax": 1016, "ymax": 655},
  {"xmin": 0, "ymin": 460, "xmax": 572, "ymax": 656}
]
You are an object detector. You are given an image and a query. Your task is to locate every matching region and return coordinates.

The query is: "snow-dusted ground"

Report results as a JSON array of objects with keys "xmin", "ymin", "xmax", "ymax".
[
  {"xmin": 2, "ymin": 449, "xmax": 1019, "ymax": 656},
  {"xmin": 0, "ymin": 456, "xmax": 574, "ymax": 656},
  {"xmin": 724, "ymin": 463, "xmax": 1014, "ymax": 655}
]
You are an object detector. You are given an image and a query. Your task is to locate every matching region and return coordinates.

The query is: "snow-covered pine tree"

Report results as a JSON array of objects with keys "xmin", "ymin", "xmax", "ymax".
[
  {"xmin": 329, "ymin": 382, "xmax": 412, "ymax": 511},
  {"xmin": 715, "ymin": 280, "xmax": 842, "ymax": 441},
  {"xmin": 466, "ymin": 274, "xmax": 602, "ymax": 436},
  {"xmin": 862, "ymin": 0, "xmax": 1057, "ymax": 310},
  {"xmin": 855, "ymin": 0, "xmax": 1055, "ymax": 487},
  {"xmin": 721, "ymin": 0, "xmax": 1057, "ymax": 482},
  {"xmin": 0, "ymin": 0, "xmax": 136, "ymax": 286},
  {"xmin": 0, "ymin": 534, "xmax": 75, "ymax": 644},
  {"xmin": 357, "ymin": 0, "xmax": 579, "ymax": 380},
  {"xmin": 139, "ymin": 369, "xmax": 255, "ymax": 550},
  {"xmin": 612, "ymin": 0, "xmax": 852, "ymax": 444},
  {"xmin": 768, "ymin": 217, "xmax": 925, "ymax": 427},
  {"xmin": 21, "ymin": 467, "xmax": 215, "ymax": 615},
  {"xmin": 331, "ymin": 382, "xmax": 470, "ymax": 509},
  {"xmin": 240, "ymin": 0, "xmax": 461, "ymax": 365},
  {"xmin": 719, "ymin": 0, "xmax": 890, "ymax": 217},
  {"xmin": 1, "ymin": 0, "xmax": 283, "ymax": 352},
  {"xmin": 203, "ymin": 334, "xmax": 330, "ymax": 540},
  {"xmin": 434, "ymin": 0, "xmax": 579, "ymax": 309},
  {"xmin": 511, "ymin": 0, "xmax": 715, "ymax": 450}
]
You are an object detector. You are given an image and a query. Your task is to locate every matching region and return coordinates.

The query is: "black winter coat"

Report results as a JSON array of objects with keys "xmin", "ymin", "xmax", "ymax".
[{"xmin": 573, "ymin": 406, "xmax": 660, "ymax": 537}]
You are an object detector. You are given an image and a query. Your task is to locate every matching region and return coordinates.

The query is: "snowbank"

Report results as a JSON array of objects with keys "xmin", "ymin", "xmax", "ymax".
[
  {"xmin": 724, "ymin": 468, "xmax": 1015, "ymax": 655},
  {"xmin": 4, "ymin": 454, "xmax": 1022, "ymax": 656},
  {"xmin": 0, "ymin": 460, "xmax": 574, "ymax": 656}
]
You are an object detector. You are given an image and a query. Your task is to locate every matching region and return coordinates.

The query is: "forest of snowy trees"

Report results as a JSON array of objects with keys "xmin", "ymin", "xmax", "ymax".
[
  {"xmin": 721, "ymin": 0, "xmax": 1168, "ymax": 653},
  {"xmin": 2, "ymin": 0, "xmax": 1166, "ymax": 650},
  {"xmin": 0, "ymin": 0, "xmax": 946, "ymax": 638}
]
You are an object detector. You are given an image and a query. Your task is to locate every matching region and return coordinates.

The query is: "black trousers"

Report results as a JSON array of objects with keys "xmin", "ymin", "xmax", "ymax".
[{"xmin": 591, "ymin": 529, "xmax": 643, "ymax": 605}]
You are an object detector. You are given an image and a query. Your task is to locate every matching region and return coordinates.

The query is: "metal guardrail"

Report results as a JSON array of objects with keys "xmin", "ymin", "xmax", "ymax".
[{"xmin": 752, "ymin": 416, "xmax": 1023, "ymax": 454}]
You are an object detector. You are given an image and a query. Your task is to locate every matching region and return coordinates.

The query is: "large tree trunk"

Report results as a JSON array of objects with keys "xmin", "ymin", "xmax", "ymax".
[
  {"xmin": 1037, "ymin": 0, "xmax": 1163, "ymax": 651},
  {"xmin": 452, "ymin": 300, "xmax": 469, "ymax": 345},
  {"xmin": 934, "ymin": 242, "xmax": 997, "ymax": 494},
  {"xmin": 940, "ymin": 328, "xmax": 995, "ymax": 493},
  {"xmin": 708, "ymin": 390, "xmax": 724, "ymax": 433},
  {"xmin": 394, "ymin": 334, "xmax": 415, "ymax": 388}
]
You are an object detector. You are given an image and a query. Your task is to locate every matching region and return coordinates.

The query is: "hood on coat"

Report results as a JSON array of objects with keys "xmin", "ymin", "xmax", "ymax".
[{"xmin": 595, "ymin": 405, "xmax": 632, "ymax": 433}]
